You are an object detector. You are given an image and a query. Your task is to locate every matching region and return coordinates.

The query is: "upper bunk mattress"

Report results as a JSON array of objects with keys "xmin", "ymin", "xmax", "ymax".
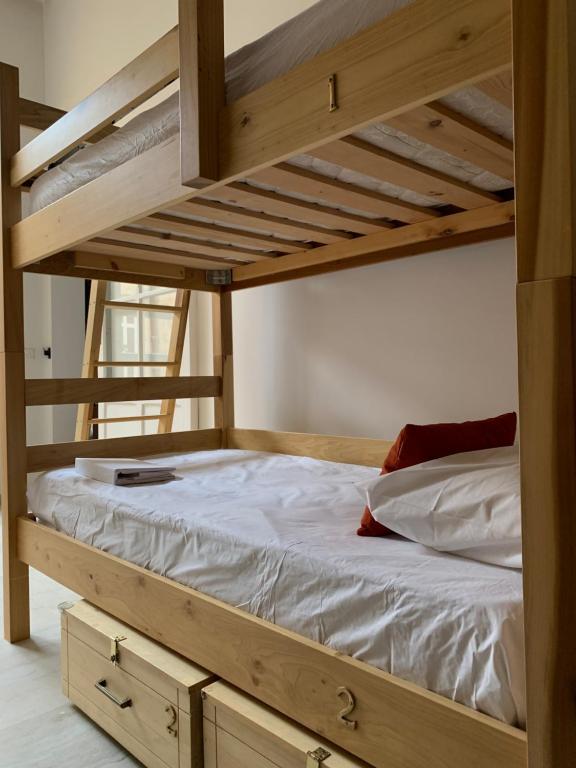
[
  {"xmin": 29, "ymin": 0, "xmax": 513, "ymax": 214},
  {"xmin": 28, "ymin": 449, "xmax": 525, "ymax": 727}
]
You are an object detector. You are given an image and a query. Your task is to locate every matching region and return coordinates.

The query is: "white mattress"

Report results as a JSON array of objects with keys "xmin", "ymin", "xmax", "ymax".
[
  {"xmin": 28, "ymin": 449, "xmax": 525, "ymax": 727},
  {"xmin": 30, "ymin": 0, "xmax": 513, "ymax": 216}
]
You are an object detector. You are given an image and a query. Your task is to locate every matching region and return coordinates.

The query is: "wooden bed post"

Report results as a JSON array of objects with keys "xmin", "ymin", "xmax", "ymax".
[
  {"xmin": 178, "ymin": 0, "xmax": 224, "ymax": 188},
  {"xmin": 513, "ymin": 1, "xmax": 576, "ymax": 765},
  {"xmin": 0, "ymin": 63, "xmax": 29, "ymax": 642},
  {"xmin": 212, "ymin": 291, "xmax": 233, "ymax": 446}
]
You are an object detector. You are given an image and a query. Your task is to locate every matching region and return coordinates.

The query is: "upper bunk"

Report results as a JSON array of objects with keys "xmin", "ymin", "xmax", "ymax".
[{"xmin": 9, "ymin": 0, "xmax": 513, "ymax": 291}]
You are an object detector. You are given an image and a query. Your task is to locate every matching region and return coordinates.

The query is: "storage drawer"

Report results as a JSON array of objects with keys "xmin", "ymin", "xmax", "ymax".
[
  {"xmin": 61, "ymin": 601, "xmax": 216, "ymax": 768},
  {"xmin": 202, "ymin": 682, "xmax": 368, "ymax": 768}
]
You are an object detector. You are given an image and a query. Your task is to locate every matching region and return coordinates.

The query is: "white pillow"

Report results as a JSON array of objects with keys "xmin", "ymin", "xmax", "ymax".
[{"xmin": 364, "ymin": 446, "xmax": 522, "ymax": 568}]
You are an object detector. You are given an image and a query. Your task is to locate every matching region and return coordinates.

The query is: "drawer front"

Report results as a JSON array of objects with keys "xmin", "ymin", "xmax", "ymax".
[
  {"xmin": 203, "ymin": 683, "xmax": 367, "ymax": 768},
  {"xmin": 68, "ymin": 634, "xmax": 180, "ymax": 768}
]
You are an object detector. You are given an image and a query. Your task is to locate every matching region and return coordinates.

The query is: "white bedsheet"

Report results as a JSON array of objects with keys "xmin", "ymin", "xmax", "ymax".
[
  {"xmin": 28, "ymin": 449, "xmax": 525, "ymax": 726},
  {"xmin": 30, "ymin": 0, "xmax": 513, "ymax": 214}
]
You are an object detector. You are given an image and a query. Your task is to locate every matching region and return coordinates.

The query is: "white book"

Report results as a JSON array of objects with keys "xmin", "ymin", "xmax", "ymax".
[{"xmin": 75, "ymin": 458, "xmax": 176, "ymax": 486}]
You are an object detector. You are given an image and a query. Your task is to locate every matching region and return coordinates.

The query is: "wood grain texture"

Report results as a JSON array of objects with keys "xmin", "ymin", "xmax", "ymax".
[
  {"xmin": 387, "ymin": 101, "xmax": 514, "ymax": 182},
  {"xmin": 208, "ymin": 184, "xmax": 391, "ymax": 236},
  {"xmin": 0, "ymin": 63, "xmax": 29, "ymax": 642},
  {"xmin": 135, "ymin": 213, "xmax": 311, "ymax": 254},
  {"xmin": 12, "ymin": 27, "xmax": 179, "ymax": 186},
  {"xmin": 204, "ymin": 682, "xmax": 368, "ymax": 768},
  {"xmin": 250, "ymin": 164, "xmax": 439, "ymax": 224},
  {"xmin": 475, "ymin": 69, "xmax": 513, "ymax": 109},
  {"xmin": 227, "ymin": 429, "xmax": 393, "ymax": 468},
  {"xmin": 82, "ymin": 238, "xmax": 243, "ymax": 270},
  {"xmin": 212, "ymin": 293, "xmax": 234, "ymax": 442},
  {"xmin": 513, "ymin": 0, "xmax": 576, "ymax": 281},
  {"xmin": 27, "ymin": 428, "xmax": 222, "ymax": 472},
  {"xmin": 232, "ymin": 202, "xmax": 515, "ymax": 284},
  {"xmin": 178, "ymin": 0, "xmax": 224, "ymax": 187},
  {"xmin": 219, "ymin": 0, "xmax": 512, "ymax": 178},
  {"xmin": 18, "ymin": 98, "xmax": 118, "ymax": 141},
  {"xmin": 309, "ymin": 136, "xmax": 499, "ymax": 209},
  {"xmin": 158, "ymin": 289, "xmax": 191, "ymax": 434},
  {"xmin": 169, "ymin": 199, "xmax": 353, "ymax": 244},
  {"xmin": 17, "ymin": 519, "xmax": 527, "ymax": 768},
  {"xmin": 23, "ymin": 252, "xmax": 219, "ymax": 293},
  {"xmin": 517, "ymin": 277, "xmax": 576, "ymax": 768}
]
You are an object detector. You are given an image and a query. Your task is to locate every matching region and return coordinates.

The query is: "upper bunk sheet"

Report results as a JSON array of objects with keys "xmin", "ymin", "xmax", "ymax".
[
  {"xmin": 29, "ymin": 0, "xmax": 513, "ymax": 214},
  {"xmin": 28, "ymin": 449, "xmax": 525, "ymax": 728}
]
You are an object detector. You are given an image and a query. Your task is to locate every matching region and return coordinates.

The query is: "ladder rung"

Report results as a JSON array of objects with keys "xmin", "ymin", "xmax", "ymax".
[
  {"xmin": 103, "ymin": 300, "xmax": 184, "ymax": 313},
  {"xmin": 88, "ymin": 414, "xmax": 169, "ymax": 425},
  {"xmin": 94, "ymin": 361, "xmax": 178, "ymax": 368}
]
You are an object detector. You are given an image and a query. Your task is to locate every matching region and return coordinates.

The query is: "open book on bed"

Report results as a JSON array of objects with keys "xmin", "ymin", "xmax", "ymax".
[{"xmin": 75, "ymin": 458, "xmax": 176, "ymax": 486}]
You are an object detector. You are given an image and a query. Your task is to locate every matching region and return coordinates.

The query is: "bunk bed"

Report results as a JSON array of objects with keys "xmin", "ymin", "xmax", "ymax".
[{"xmin": 0, "ymin": 0, "xmax": 570, "ymax": 766}]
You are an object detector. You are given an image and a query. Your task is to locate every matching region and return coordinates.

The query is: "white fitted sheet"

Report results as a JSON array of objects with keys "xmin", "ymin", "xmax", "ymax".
[
  {"xmin": 30, "ymin": 0, "xmax": 513, "ymax": 215},
  {"xmin": 28, "ymin": 449, "xmax": 525, "ymax": 726}
]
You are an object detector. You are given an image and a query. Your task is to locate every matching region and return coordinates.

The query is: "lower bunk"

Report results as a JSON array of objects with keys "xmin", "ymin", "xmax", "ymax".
[{"xmin": 21, "ymin": 443, "xmax": 528, "ymax": 768}]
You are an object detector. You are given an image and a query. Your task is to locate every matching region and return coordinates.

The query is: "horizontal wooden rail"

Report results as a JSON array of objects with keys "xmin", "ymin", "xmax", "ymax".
[
  {"xmin": 88, "ymin": 415, "xmax": 165, "ymax": 425},
  {"xmin": 17, "ymin": 518, "xmax": 527, "ymax": 768},
  {"xmin": 25, "ymin": 376, "xmax": 221, "ymax": 406},
  {"xmin": 27, "ymin": 428, "xmax": 222, "ymax": 473},
  {"xmin": 12, "ymin": 26, "xmax": 180, "ymax": 187},
  {"xmin": 94, "ymin": 361, "xmax": 178, "ymax": 368},
  {"xmin": 23, "ymin": 253, "xmax": 220, "ymax": 292},
  {"xmin": 228, "ymin": 429, "xmax": 394, "ymax": 468},
  {"xmin": 103, "ymin": 300, "xmax": 183, "ymax": 313},
  {"xmin": 18, "ymin": 98, "xmax": 118, "ymax": 141},
  {"xmin": 232, "ymin": 202, "xmax": 515, "ymax": 286}
]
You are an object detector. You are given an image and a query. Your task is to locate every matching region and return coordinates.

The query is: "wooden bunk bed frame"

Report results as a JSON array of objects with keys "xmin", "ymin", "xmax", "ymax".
[{"xmin": 0, "ymin": 0, "xmax": 569, "ymax": 765}]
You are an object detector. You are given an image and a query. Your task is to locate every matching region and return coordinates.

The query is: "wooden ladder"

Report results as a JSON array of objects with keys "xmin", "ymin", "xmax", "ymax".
[{"xmin": 75, "ymin": 281, "xmax": 191, "ymax": 440}]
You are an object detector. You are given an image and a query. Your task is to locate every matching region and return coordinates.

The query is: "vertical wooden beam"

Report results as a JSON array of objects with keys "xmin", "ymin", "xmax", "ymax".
[
  {"xmin": 75, "ymin": 280, "xmax": 107, "ymax": 441},
  {"xmin": 212, "ymin": 291, "xmax": 233, "ymax": 446},
  {"xmin": 158, "ymin": 289, "xmax": 191, "ymax": 433},
  {"xmin": 0, "ymin": 63, "xmax": 29, "ymax": 642},
  {"xmin": 514, "ymin": 1, "xmax": 576, "ymax": 765},
  {"xmin": 178, "ymin": 0, "xmax": 224, "ymax": 187}
]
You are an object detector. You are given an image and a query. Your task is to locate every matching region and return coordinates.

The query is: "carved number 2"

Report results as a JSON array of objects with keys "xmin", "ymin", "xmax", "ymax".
[{"xmin": 336, "ymin": 687, "xmax": 358, "ymax": 730}]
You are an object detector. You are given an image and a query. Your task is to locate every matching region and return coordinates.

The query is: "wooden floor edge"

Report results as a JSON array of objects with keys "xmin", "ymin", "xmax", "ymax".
[{"xmin": 16, "ymin": 518, "xmax": 527, "ymax": 768}]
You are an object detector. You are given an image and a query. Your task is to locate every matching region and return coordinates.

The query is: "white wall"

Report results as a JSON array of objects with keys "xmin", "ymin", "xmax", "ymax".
[{"xmin": 38, "ymin": 0, "xmax": 518, "ymax": 442}]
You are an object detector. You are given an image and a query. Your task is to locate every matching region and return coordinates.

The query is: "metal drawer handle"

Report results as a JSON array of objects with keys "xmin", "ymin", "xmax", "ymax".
[{"xmin": 95, "ymin": 679, "xmax": 133, "ymax": 709}]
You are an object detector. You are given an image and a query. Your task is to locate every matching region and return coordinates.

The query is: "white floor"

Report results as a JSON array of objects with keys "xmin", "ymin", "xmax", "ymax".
[{"xmin": 0, "ymin": 527, "xmax": 141, "ymax": 768}]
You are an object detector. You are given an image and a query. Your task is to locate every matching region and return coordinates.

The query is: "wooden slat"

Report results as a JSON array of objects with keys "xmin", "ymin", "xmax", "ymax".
[
  {"xmin": 309, "ymin": 136, "xmax": 500, "ymax": 209},
  {"xmin": 513, "ymin": 0, "xmax": 576, "ymax": 282},
  {"xmin": 17, "ymin": 518, "xmax": 527, "ymax": 768},
  {"xmin": 27, "ymin": 428, "xmax": 222, "ymax": 473},
  {"xmin": 178, "ymin": 0, "xmax": 224, "ymax": 187},
  {"xmin": 12, "ymin": 27, "xmax": 179, "ymax": 186},
  {"xmin": 517, "ymin": 277, "xmax": 576, "ymax": 768},
  {"xmin": 88, "ymin": 414, "xmax": 164, "ymax": 425},
  {"xmin": 387, "ymin": 102, "xmax": 514, "ymax": 182},
  {"xmin": 26, "ymin": 376, "xmax": 222, "ymax": 406},
  {"xmin": 475, "ymin": 70, "xmax": 513, "ymax": 109},
  {"xmin": 83, "ymin": 239, "xmax": 244, "ymax": 270},
  {"xmin": 94, "ymin": 361, "xmax": 178, "ymax": 368},
  {"xmin": 0, "ymin": 63, "xmax": 29, "ymax": 642},
  {"xmin": 23, "ymin": 253, "xmax": 219, "ymax": 293},
  {"xmin": 212, "ymin": 293, "xmax": 234, "ymax": 444},
  {"xmin": 103, "ymin": 300, "xmax": 183, "ymax": 313},
  {"xmin": 18, "ymin": 98, "xmax": 118, "ymax": 141},
  {"xmin": 170, "ymin": 199, "xmax": 353, "ymax": 244},
  {"xmin": 251, "ymin": 164, "xmax": 439, "ymax": 224},
  {"xmin": 76, "ymin": 280, "xmax": 107, "ymax": 440},
  {"xmin": 107, "ymin": 227, "xmax": 277, "ymax": 263},
  {"xmin": 209, "ymin": 184, "xmax": 393, "ymax": 235},
  {"xmin": 136, "ymin": 213, "xmax": 312, "ymax": 254},
  {"xmin": 220, "ymin": 0, "xmax": 512, "ymax": 179},
  {"xmin": 232, "ymin": 201, "xmax": 515, "ymax": 284},
  {"xmin": 228, "ymin": 429, "xmax": 393, "ymax": 468}
]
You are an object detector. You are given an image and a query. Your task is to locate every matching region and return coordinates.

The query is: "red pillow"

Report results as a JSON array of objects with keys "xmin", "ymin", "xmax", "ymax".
[{"xmin": 357, "ymin": 412, "xmax": 517, "ymax": 537}]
